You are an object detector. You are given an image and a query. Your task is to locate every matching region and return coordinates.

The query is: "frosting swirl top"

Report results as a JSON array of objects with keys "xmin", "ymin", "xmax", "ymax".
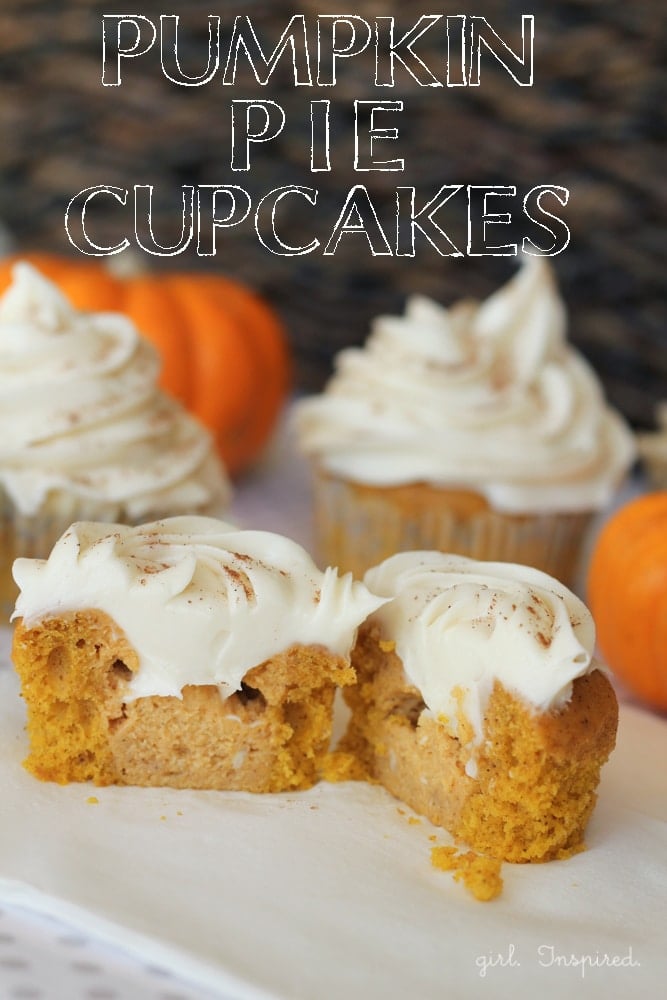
[
  {"xmin": 0, "ymin": 263, "xmax": 229, "ymax": 517},
  {"xmin": 364, "ymin": 550, "xmax": 597, "ymax": 745},
  {"xmin": 295, "ymin": 256, "xmax": 636, "ymax": 513},
  {"xmin": 12, "ymin": 516, "xmax": 387, "ymax": 699}
]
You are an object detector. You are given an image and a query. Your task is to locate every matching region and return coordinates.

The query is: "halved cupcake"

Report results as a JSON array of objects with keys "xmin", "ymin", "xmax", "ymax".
[
  {"xmin": 343, "ymin": 550, "xmax": 618, "ymax": 862},
  {"xmin": 12, "ymin": 516, "xmax": 385, "ymax": 791}
]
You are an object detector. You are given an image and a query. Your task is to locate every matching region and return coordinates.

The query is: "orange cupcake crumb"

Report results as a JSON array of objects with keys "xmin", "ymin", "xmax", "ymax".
[{"xmin": 431, "ymin": 845, "xmax": 503, "ymax": 902}]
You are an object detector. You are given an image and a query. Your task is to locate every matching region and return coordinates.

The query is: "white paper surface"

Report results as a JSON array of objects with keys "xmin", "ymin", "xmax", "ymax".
[
  {"xmin": 1, "ymin": 416, "xmax": 666, "ymax": 999},
  {"xmin": 1, "ymin": 643, "xmax": 667, "ymax": 1000}
]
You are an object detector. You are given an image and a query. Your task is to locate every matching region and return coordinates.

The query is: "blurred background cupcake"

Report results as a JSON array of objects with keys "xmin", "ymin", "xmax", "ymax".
[
  {"xmin": 0, "ymin": 262, "xmax": 230, "ymax": 615},
  {"xmin": 295, "ymin": 255, "xmax": 637, "ymax": 585}
]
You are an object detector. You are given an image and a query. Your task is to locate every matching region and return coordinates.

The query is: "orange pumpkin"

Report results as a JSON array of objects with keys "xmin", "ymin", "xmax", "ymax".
[
  {"xmin": 587, "ymin": 491, "xmax": 667, "ymax": 711},
  {"xmin": 0, "ymin": 253, "xmax": 291, "ymax": 476}
]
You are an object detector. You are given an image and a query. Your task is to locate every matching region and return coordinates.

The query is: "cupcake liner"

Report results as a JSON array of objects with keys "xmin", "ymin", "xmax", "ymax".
[{"xmin": 311, "ymin": 470, "xmax": 593, "ymax": 587}]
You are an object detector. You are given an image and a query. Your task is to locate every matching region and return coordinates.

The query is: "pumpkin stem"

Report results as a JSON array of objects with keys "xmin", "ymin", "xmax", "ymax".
[{"xmin": 104, "ymin": 248, "xmax": 149, "ymax": 280}]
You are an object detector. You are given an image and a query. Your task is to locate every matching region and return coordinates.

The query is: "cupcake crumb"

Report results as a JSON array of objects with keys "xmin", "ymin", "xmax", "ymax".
[
  {"xmin": 319, "ymin": 749, "xmax": 368, "ymax": 783},
  {"xmin": 431, "ymin": 845, "xmax": 503, "ymax": 902}
]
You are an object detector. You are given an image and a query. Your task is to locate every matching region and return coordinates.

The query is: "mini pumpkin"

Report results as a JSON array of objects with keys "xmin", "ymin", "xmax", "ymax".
[
  {"xmin": 587, "ymin": 491, "xmax": 667, "ymax": 711},
  {"xmin": 0, "ymin": 253, "xmax": 291, "ymax": 476}
]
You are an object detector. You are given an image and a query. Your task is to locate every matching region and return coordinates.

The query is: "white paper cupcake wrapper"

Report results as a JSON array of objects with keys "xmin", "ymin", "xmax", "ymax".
[{"xmin": 312, "ymin": 472, "xmax": 592, "ymax": 586}]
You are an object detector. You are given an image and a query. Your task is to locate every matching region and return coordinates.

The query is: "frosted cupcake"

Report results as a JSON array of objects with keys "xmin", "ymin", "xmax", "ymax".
[
  {"xmin": 295, "ymin": 256, "xmax": 636, "ymax": 585},
  {"xmin": 0, "ymin": 263, "xmax": 230, "ymax": 615}
]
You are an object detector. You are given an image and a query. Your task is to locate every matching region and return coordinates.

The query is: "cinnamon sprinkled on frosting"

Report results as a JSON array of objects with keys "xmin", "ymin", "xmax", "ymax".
[
  {"xmin": 363, "ymin": 550, "xmax": 598, "ymax": 743},
  {"xmin": 12, "ymin": 516, "xmax": 387, "ymax": 699},
  {"xmin": 0, "ymin": 263, "xmax": 229, "ymax": 518}
]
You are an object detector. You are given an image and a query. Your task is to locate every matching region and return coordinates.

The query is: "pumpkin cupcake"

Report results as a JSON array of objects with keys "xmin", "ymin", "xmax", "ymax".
[
  {"xmin": 295, "ymin": 256, "xmax": 636, "ymax": 586},
  {"xmin": 0, "ymin": 262, "xmax": 230, "ymax": 616}
]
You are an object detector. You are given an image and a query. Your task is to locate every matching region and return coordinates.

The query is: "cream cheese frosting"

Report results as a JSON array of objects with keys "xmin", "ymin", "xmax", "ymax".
[
  {"xmin": 0, "ymin": 262, "xmax": 230, "ymax": 517},
  {"xmin": 364, "ymin": 550, "xmax": 597, "ymax": 748},
  {"xmin": 295, "ymin": 256, "xmax": 636, "ymax": 513},
  {"xmin": 12, "ymin": 516, "xmax": 387, "ymax": 699}
]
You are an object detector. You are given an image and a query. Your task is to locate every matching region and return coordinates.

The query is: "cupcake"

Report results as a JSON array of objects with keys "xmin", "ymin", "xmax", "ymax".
[
  {"xmin": 12, "ymin": 516, "xmax": 385, "ymax": 790},
  {"xmin": 295, "ymin": 256, "xmax": 636, "ymax": 585},
  {"xmin": 343, "ymin": 550, "xmax": 618, "ymax": 862},
  {"xmin": 0, "ymin": 262, "xmax": 230, "ymax": 616}
]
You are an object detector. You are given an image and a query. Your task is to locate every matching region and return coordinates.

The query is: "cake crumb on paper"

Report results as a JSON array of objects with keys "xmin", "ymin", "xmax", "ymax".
[{"xmin": 431, "ymin": 845, "xmax": 503, "ymax": 902}]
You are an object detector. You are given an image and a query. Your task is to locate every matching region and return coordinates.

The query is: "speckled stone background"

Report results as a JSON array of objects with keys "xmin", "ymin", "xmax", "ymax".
[{"xmin": 0, "ymin": 0, "xmax": 664, "ymax": 425}]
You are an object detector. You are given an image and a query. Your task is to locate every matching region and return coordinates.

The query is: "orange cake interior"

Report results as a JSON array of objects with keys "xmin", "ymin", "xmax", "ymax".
[
  {"xmin": 13, "ymin": 608, "xmax": 355, "ymax": 792},
  {"xmin": 342, "ymin": 622, "xmax": 618, "ymax": 863}
]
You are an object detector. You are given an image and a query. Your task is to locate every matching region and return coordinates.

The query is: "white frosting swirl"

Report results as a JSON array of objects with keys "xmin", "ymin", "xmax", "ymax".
[
  {"xmin": 364, "ymin": 551, "xmax": 597, "ymax": 744},
  {"xmin": 295, "ymin": 256, "xmax": 636, "ymax": 513},
  {"xmin": 12, "ymin": 516, "xmax": 387, "ymax": 699},
  {"xmin": 0, "ymin": 263, "xmax": 230, "ymax": 517}
]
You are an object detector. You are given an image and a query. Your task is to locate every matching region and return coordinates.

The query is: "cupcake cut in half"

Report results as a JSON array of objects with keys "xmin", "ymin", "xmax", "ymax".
[
  {"xmin": 11, "ymin": 516, "xmax": 385, "ymax": 792},
  {"xmin": 295, "ymin": 255, "xmax": 636, "ymax": 585},
  {"xmin": 342, "ymin": 551, "xmax": 618, "ymax": 863}
]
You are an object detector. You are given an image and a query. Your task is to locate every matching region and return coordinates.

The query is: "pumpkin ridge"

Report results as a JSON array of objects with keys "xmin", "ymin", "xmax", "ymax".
[
  {"xmin": 122, "ymin": 275, "xmax": 193, "ymax": 407},
  {"xmin": 189, "ymin": 275, "xmax": 290, "ymax": 472},
  {"xmin": 160, "ymin": 274, "xmax": 256, "ymax": 438}
]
